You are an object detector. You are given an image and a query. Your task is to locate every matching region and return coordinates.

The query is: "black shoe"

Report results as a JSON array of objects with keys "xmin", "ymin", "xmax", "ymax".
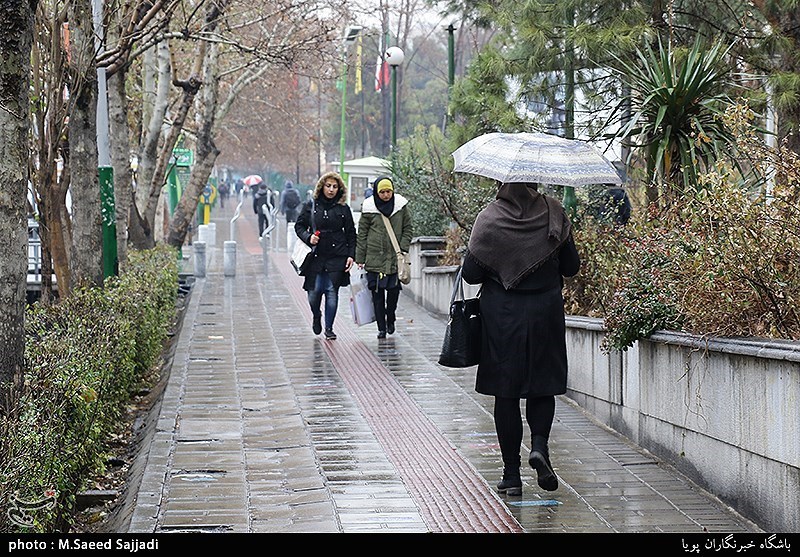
[
  {"xmin": 387, "ymin": 321, "xmax": 395, "ymax": 335},
  {"xmin": 312, "ymin": 316, "xmax": 322, "ymax": 335},
  {"xmin": 496, "ymin": 475, "xmax": 522, "ymax": 496},
  {"xmin": 324, "ymin": 329, "xmax": 337, "ymax": 340},
  {"xmin": 377, "ymin": 330, "xmax": 386, "ymax": 339},
  {"xmin": 529, "ymin": 449, "xmax": 558, "ymax": 491}
]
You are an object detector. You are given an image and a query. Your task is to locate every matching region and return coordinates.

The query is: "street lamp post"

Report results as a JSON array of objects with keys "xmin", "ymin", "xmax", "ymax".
[
  {"xmin": 339, "ymin": 26, "xmax": 362, "ymax": 176},
  {"xmin": 385, "ymin": 46, "xmax": 404, "ymax": 149},
  {"xmin": 92, "ymin": 0, "xmax": 117, "ymax": 278}
]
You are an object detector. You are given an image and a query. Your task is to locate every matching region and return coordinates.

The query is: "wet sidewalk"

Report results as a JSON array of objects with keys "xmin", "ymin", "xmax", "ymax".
[{"xmin": 125, "ymin": 204, "xmax": 763, "ymax": 535}]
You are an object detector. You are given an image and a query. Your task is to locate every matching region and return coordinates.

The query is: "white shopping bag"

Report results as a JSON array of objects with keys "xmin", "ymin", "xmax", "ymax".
[{"xmin": 349, "ymin": 267, "xmax": 376, "ymax": 326}]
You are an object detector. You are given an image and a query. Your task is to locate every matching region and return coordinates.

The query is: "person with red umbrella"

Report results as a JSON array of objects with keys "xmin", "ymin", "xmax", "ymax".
[{"xmin": 243, "ymin": 174, "xmax": 263, "ymax": 198}]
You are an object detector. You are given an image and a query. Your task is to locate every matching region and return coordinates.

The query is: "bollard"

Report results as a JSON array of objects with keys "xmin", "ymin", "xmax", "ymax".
[
  {"xmin": 223, "ymin": 241, "xmax": 236, "ymax": 277},
  {"xmin": 208, "ymin": 222, "xmax": 217, "ymax": 246},
  {"xmin": 193, "ymin": 241, "xmax": 206, "ymax": 278},
  {"xmin": 197, "ymin": 224, "xmax": 209, "ymax": 244}
]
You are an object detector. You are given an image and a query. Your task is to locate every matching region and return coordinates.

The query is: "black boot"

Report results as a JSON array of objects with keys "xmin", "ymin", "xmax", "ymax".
[
  {"xmin": 496, "ymin": 468, "xmax": 522, "ymax": 496},
  {"xmin": 372, "ymin": 290, "xmax": 386, "ymax": 338},
  {"xmin": 529, "ymin": 435, "xmax": 558, "ymax": 491},
  {"xmin": 386, "ymin": 289, "xmax": 399, "ymax": 334}
]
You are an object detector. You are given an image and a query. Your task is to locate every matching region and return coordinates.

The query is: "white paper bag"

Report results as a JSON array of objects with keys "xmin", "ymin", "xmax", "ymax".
[
  {"xmin": 290, "ymin": 240, "xmax": 312, "ymax": 275},
  {"xmin": 349, "ymin": 268, "xmax": 376, "ymax": 326}
]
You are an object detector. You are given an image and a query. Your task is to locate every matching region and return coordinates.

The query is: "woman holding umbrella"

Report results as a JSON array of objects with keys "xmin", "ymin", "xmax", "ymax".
[
  {"xmin": 452, "ymin": 131, "xmax": 617, "ymax": 495},
  {"xmin": 461, "ymin": 182, "xmax": 580, "ymax": 496}
]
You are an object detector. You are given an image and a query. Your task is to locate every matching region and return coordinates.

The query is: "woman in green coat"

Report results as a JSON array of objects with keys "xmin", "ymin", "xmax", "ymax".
[{"xmin": 356, "ymin": 176, "xmax": 413, "ymax": 338}]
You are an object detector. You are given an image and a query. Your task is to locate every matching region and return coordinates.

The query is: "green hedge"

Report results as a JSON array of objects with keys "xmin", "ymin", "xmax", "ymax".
[{"xmin": 0, "ymin": 245, "xmax": 178, "ymax": 532}]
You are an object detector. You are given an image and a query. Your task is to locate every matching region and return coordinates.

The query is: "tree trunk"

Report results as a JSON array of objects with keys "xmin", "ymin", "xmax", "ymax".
[
  {"xmin": 166, "ymin": 141, "xmax": 220, "ymax": 249},
  {"xmin": 166, "ymin": 0, "xmax": 228, "ymax": 248},
  {"xmin": 750, "ymin": 2, "xmax": 799, "ymax": 153},
  {"xmin": 108, "ymin": 64, "xmax": 132, "ymax": 270},
  {"xmin": 0, "ymin": 0, "xmax": 36, "ymax": 409},
  {"xmin": 46, "ymin": 169, "xmax": 72, "ymax": 296},
  {"xmin": 130, "ymin": 40, "xmax": 171, "ymax": 249},
  {"xmin": 68, "ymin": 0, "xmax": 103, "ymax": 288},
  {"xmin": 31, "ymin": 4, "xmax": 71, "ymax": 300},
  {"xmin": 144, "ymin": 73, "xmax": 202, "ymax": 235}
]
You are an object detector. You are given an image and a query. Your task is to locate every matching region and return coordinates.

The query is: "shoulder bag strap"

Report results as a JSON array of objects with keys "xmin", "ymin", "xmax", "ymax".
[
  {"xmin": 380, "ymin": 214, "xmax": 402, "ymax": 255},
  {"xmin": 450, "ymin": 265, "xmax": 482, "ymax": 306},
  {"xmin": 306, "ymin": 198, "xmax": 316, "ymax": 249},
  {"xmin": 450, "ymin": 266, "xmax": 465, "ymax": 305}
]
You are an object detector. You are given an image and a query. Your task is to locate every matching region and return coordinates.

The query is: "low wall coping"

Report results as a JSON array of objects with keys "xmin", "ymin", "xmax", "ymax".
[
  {"xmin": 566, "ymin": 315, "xmax": 800, "ymax": 363},
  {"xmin": 422, "ymin": 265, "xmax": 460, "ymax": 275}
]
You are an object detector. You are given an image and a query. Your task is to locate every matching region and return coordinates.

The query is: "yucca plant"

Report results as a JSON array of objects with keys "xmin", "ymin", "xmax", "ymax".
[{"xmin": 611, "ymin": 38, "xmax": 738, "ymax": 203}]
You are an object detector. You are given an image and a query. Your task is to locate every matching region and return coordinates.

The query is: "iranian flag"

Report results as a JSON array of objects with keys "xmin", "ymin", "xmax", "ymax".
[{"xmin": 375, "ymin": 55, "xmax": 389, "ymax": 92}]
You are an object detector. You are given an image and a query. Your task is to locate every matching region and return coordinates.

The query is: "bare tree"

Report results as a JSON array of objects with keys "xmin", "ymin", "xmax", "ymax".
[
  {"xmin": 0, "ymin": 0, "xmax": 37, "ymax": 408},
  {"xmin": 166, "ymin": 0, "xmax": 344, "ymax": 247},
  {"xmin": 30, "ymin": 0, "xmax": 72, "ymax": 299}
]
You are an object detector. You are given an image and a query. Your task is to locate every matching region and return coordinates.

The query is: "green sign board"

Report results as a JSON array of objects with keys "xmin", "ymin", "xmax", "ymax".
[{"xmin": 172, "ymin": 148, "xmax": 194, "ymax": 167}]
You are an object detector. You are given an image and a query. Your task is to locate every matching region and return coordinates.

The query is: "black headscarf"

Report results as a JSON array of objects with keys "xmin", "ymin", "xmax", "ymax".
[
  {"xmin": 373, "ymin": 191, "xmax": 395, "ymax": 217},
  {"xmin": 467, "ymin": 183, "xmax": 572, "ymax": 289},
  {"xmin": 372, "ymin": 176, "xmax": 395, "ymax": 216}
]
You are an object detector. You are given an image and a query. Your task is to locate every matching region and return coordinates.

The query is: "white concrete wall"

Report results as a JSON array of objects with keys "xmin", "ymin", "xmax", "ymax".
[{"xmin": 565, "ymin": 317, "xmax": 800, "ymax": 533}]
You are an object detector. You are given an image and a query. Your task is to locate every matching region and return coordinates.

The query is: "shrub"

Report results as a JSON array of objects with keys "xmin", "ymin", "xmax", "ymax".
[
  {"xmin": 392, "ymin": 124, "xmax": 497, "ymax": 241},
  {"xmin": 566, "ymin": 167, "xmax": 800, "ymax": 350},
  {"xmin": 0, "ymin": 245, "xmax": 178, "ymax": 532}
]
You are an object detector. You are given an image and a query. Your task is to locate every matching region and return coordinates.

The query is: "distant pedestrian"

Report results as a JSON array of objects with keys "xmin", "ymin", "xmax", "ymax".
[
  {"xmin": 280, "ymin": 180, "xmax": 302, "ymax": 252},
  {"xmin": 218, "ymin": 181, "xmax": 230, "ymax": 208},
  {"xmin": 599, "ymin": 186, "xmax": 631, "ymax": 225},
  {"xmin": 253, "ymin": 183, "xmax": 271, "ymax": 236},
  {"xmin": 461, "ymin": 182, "xmax": 580, "ymax": 496},
  {"xmin": 359, "ymin": 186, "xmax": 373, "ymax": 213},
  {"xmin": 355, "ymin": 176, "xmax": 413, "ymax": 339},
  {"xmin": 294, "ymin": 172, "xmax": 356, "ymax": 340}
]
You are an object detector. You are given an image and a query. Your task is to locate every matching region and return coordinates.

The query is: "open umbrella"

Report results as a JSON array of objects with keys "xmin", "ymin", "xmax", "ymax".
[
  {"xmin": 242, "ymin": 174, "xmax": 263, "ymax": 187},
  {"xmin": 452, "ymin": 132, "xmax": 621, "ymax": 187}
]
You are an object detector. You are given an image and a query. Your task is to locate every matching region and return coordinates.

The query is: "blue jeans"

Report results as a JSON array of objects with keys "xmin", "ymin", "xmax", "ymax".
[{"xmin": 308, "ymin": 272, "xmax": 338, "ymax": 330}]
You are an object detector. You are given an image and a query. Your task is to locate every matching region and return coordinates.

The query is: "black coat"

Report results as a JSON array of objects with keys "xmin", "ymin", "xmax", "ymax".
[
  {"xmin": 253, "ymin": 188, "xmax": 270, "ymax": 215},
  {"xmin": 294, "ymin": 197, "xmax": 356, "ymax": 290},
  {"xmin": 461, "ymin": 235, "xmax": 580, "ymax": 398}
]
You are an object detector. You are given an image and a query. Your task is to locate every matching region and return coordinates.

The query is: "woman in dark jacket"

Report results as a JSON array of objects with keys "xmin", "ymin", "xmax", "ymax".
[
  {"xmin": 294, "ymin": 171, "xmax": 356, "ymax": 340},
  {"xmin": 462, "ymin": 182, "xmax": 580, "ymax": 496}
]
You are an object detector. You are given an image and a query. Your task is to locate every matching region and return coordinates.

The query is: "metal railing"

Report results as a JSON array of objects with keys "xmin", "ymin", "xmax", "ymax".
[
  {"xmin": 229, "ymin": 190, "xmax": 244, "ymax": 241},
  {"xmin": 28, "ymin": 219, "xmax": 42, "ymax": 284}
]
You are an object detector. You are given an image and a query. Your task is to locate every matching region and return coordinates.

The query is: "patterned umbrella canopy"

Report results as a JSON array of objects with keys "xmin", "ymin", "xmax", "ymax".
[
  {"xmin": 242, "ymin": 174, "xmax": 263, "ymax": 186},
  {"xmin": 452, "ymin": 132, "xmax": 621, "ymax": 187}
]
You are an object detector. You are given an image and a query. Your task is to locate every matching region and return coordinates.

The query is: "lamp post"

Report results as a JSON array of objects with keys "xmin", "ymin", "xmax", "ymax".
[
  {"xmin": 385, "ymin": 46, "xmax": 404, "ymax": 149},
  {"xmin": 93, "ymin": 0, "xmax": 117, "ymax": 278},
  {"xmin": 338, "ymin": 26, "xmax": 362, "ymax": 176}
]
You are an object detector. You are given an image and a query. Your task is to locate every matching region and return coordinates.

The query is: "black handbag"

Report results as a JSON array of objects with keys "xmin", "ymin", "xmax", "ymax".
[{"xmin": 438, "ymin": 266, "xmax": 482, "ymax": 368}]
